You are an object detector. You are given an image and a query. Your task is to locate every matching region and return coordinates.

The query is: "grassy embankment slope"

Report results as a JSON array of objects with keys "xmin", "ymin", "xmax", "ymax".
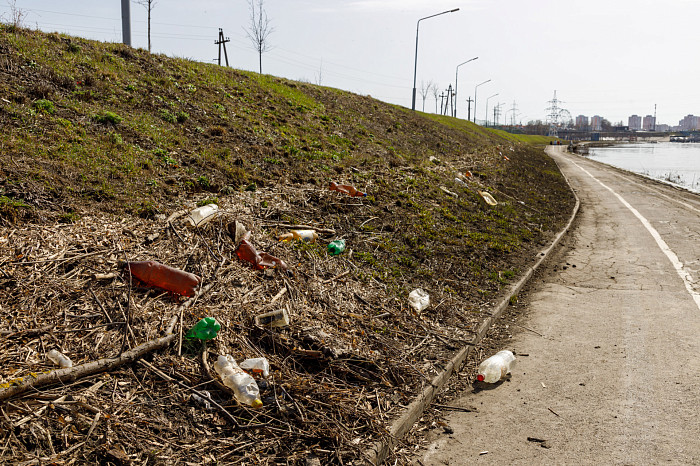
[{"xmin": 0, "ymin": 26, "xmax": 575, "ymax": 463}]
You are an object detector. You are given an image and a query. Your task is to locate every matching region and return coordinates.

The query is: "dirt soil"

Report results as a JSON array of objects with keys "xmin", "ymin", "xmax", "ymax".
[{"xmin": 0, "ymin": 26, "xmax": 576, "ymax": 465}]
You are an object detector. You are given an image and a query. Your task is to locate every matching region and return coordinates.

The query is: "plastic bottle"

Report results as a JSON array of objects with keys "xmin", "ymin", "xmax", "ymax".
[
  {"xmin": 329, "ymin": 181, "xmax": 367, "ymax": 197},
  {"xmin": 278, "ymin": 230, "xmax": 318, "ymax": 243},
  {"xmin": 327, "ymin": 239, "xmax": 346, "ymax": 256},
  {"xmin": 123, "ymin": 260, "xmax": 200, "ymax": 297},
  {"xmin": 236, "ymin": 231, "xmax": 289, "ymax": 271},
  {"xmin": 185, "ymin": 317, "xmax": 221, "ymax": 340},
  {"xmin": 186, "ymin": 204, "xmax": 219, "ymax": 228},
  {"xmin": 476, "ymin": 350, "xmax": 515, "ymax": 383},
  {"xmin": 254, "ymin": 308, "xmax": 290, "ymax": 328},
  {"xmin": 47, "ymin": 349, "xmax": 73, "ymax": 368},
  {"xmin": 240, "ymin": 357, "xmax": 270, "ymax": 377},
  {"xmin": 213, "ymin": 355, "xmax": 263, "ymax": 408}
]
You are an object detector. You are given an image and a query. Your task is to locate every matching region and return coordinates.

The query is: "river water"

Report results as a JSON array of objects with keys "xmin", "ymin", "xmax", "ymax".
[{"xmin": 586, "ymin": 142, "xmax": 700, "ymax": 193}]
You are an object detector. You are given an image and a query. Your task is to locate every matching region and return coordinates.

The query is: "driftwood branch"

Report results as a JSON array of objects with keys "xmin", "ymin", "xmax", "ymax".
[{"xmin": 0, "ymin": 326, "xmax": 177, "ymax": 402}]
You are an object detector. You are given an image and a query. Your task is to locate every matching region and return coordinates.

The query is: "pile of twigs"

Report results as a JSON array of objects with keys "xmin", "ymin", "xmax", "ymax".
[{"xmin": 0, "ymin": 185, "xmax": 481, "ymax": 464}]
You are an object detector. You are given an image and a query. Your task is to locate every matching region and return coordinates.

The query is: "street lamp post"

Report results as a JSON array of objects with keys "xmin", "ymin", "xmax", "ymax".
[
  {"xmin": 473, "ymin": 79, "xmax": 491, "ymax": 123},
  {"xmin": 412, "ymin": 8, "xmax": 459, "ymax": 111},
  {"xmin": 454, "ymin": 56, "xmax": 478, "ymax": 118},
  {"xmin": 485, "ymin": 93, "xmax": 498, "ymax": 127}
]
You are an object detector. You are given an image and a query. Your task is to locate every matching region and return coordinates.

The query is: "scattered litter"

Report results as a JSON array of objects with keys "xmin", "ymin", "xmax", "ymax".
[
  {"xmin": 479, "ymin": 191, "xmax": 498, "ymax": 206},
  {"xmin": 408, "ymin": 288, "xmax": 429, "ymax": 312},
  {"xmin": 236, "ymin": 231, "xmax": 288, "ymax": 270},
  {"xmin": 186, "ymin": 203, "xmax": 219, "ymax": 228},
  {"xmin": 327, "ymin": 239, "xmax": 346, "ymax": 256},
  {"xmin": 213, "ymin": 355, "xmax": 263, "ymax": 408},
  {"xmin": 122, "ymin": 260, "xmax": 200, "ymax": 297},
  {"xmin": 190, "ymin": 390, "xmax": 212, "ymax": 409},
  {"xmin": 278, "ymin": 229, "xmax": 318, "ymax": 243},
  {"xmin": 329, "ymin": 181, "xmax": 366, "ymax": 197},
  {"xmin": 47, "ymin": 350, "xmax": 72, "ymax": 369},
  {"xmin": 476, "ymin": 350, "xmax": 515, "ymax": 383},
  {"xmin": 185, "ymin": 317, "xmax": 221, "ymax": 341},
  {"xmin": 240, "ymin": 357, "xmax": 270, "ymax": 377},
  {"xmin": 541, "ymin": 382, "xmax": 547, "ymax": 388},
  {"xmin": 254, "ymin": 308, "xmax": 290, "ymax": 328},
  {"xmin": 440, "ymin": 186, "xmax": 458, "ymax": 198},
  {"xmin": 479, "ymin": 451, "xmax": 489, "ymax": 455}
]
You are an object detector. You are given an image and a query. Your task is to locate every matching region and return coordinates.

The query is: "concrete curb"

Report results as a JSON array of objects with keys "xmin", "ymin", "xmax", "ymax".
[{"xmin": 364, "ymin": 147, "xmax": 581, "ymax": 465}]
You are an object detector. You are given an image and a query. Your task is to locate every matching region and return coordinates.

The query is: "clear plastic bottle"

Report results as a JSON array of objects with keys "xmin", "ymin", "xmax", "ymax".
[
  {"xmin": 123, "ymin": 260, "xmax": 200, "ymax": 297},
  {"xmin": 476, "ymin": 350, "xmax": 515, "ymax": 383},
  {"xmin": 213, "ymin": 355, "xmax": 263, "ymax": 408},
  {"xmin": 186, "ymin": 204, "xmax": 219, "ymax": 228},
  {"xmin": 278, "ymin": 230, "xmax": 318, "ymax": 243},
  {"xmin": 47, "ymin": 349, "xmax": 73, "ymax": 368}
]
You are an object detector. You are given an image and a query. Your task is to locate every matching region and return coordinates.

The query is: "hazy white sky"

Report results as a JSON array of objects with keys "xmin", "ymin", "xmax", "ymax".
[{"xmin": 2, "ymin": 0, "xmax": 697, "ymax": 126}]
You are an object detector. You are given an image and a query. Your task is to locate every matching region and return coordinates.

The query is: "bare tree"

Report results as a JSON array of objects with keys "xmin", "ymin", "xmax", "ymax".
[
  {"xmin": 418, "ymin": 80, "xmax": 433, "ymax": 112},
  {"xmin": 245, "ymin": 0, "xmax": 274, "ymax": 74},
  {"xmin": 2, "ymin": 0, "xmax": 28, "ymax": 29},
  {"xmin": 430, "ymin": 82, "xmax": 440, "ymax": 113},
  {"xmin": 136, "ymin": 0, "xmax": 157, "ymax": 52}
]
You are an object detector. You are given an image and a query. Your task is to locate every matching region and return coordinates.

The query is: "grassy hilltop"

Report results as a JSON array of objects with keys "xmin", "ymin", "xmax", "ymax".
[{"xmin": 0, "ymin": 25, "xmax": 574, "ymax": 464}]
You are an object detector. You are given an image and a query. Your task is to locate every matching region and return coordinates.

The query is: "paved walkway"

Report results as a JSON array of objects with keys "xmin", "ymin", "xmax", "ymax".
[{"xmin": 419, "ymin": 146, "xmax": 700, "ymax": 465}]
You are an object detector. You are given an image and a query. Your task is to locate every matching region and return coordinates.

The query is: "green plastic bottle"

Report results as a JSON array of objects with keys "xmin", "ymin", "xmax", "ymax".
[
  {"xmin": 327, "ymin": 239, "xmax": 346, "ymax": 256},
  {"xmin": 185, "ymin": 317, "xmax": 221, "ymax": 340}
]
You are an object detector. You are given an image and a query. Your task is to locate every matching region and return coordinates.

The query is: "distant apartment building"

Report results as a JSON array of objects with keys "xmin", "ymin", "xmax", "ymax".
[
  {"xmin": 679, "ymin": 115, "xmax": 700, "ymax": 131},
  {"xmin": 655, "ymin": 124, "xmax": 670, "ymax": 132},
  {"xmin": 642, "ymin": 115, "xmax": 656, "ymax": 131},
  {"xmin": 575, "ymin": 115, "xmax": 589, "ymax": 128},
  {"xmin": 628, "ymin": 115, "xmax": 642, "ymax": 130},
  {"xmin": 590, "ymin": 115, "xmax": 603, "ymax": 131}
]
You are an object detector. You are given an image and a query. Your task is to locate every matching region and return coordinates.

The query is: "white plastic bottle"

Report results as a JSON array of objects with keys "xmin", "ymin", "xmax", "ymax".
[
  {"xmin": 213, "ymin": 355, "xmax": 263, "ymax": 408},
  {"xmin": 186, "ymin": 204, "xmax": 219, "ymax": 228},
  {"xmin": 47, "ymin": 349, "xmax": 73, "ymax": 368},
  {"xmin": 476, "ymin": 350, "xmax": 515, "ymax": 383}
]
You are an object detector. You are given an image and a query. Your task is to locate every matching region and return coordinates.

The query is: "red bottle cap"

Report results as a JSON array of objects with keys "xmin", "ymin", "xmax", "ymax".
[{"xmin": 476, "ymin": 374, "xmax": 485, "ymax": 382}]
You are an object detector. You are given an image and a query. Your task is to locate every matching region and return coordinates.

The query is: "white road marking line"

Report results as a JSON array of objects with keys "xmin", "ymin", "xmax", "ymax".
[{"xmin": 569, "ymin": 159, "xmax": 700, "ymax": 310}]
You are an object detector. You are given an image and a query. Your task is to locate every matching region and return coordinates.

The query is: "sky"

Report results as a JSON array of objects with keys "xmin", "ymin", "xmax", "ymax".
[{"xmin": 1, "ymin": 0, "xmax": 697, "ymax": 126}]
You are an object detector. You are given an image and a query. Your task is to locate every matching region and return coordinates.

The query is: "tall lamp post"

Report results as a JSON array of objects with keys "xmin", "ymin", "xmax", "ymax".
[
  {"xmin": 485, "ymin": 93, "xmax": 498, "ymax": 127},
  {"xmin": 411, "ymin": 8, "xmax": 460, "ymax": 111},
  {"xmin": 473, "ymin": 79, "xmax": 491, "ymax": 123},
  {"xmin": 454, "ymin": 56, "xmax": 478, "ymax": 117}
]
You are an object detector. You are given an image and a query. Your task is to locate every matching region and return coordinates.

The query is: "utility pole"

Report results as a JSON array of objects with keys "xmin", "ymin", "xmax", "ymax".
[
  {"xmin": 121, "ymin": 0, "xmax": 131, "ymax": 46},
  {"xmin": 439, "ymin": 92, "xmax": 446, "ymax": 115},
  {"xmin": 466, "ymin": 96, "xmax": 473, "ymax": 122},
  {"xmin": 215, "ymin": 28, "xmax": 230, "ymax": 66},
  {"xmin": 447, "ymin": 84, "xmax": 453, "ymax": 117}
]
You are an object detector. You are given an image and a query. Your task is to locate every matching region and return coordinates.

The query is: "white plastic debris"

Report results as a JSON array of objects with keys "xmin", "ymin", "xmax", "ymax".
[{"xmin": 408, "ymin": 288, "xmax": 430, "ymax": 312}]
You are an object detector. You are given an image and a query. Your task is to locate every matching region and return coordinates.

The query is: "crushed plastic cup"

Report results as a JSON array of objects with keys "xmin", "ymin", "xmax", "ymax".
[
  {"xmin": 479, "ymin": 191, "xmax": 498, "ymax": 206},
  {"xmin": 185, "ymin": 317, "xmax": 221, "ymax": 340},
  {"xmin": 254, "ymin": 308, "xmax": 290, "ymax": 328},
  {"xmin": 186, "ymin": 204, "xmax": 219, "ymax": 228},
  {"xmin": 408, "ymin": 288, "xmax": 430, "ymax": 312},
  {"xmin": 240, "ymin": 357, "xmax": 270, "ymax": 377}
]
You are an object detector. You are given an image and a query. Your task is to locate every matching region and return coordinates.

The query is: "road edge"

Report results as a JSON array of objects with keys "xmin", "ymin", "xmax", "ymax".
[{"xmin": 364, "ymin": 145, "xmax": 581, "ymax": 465}]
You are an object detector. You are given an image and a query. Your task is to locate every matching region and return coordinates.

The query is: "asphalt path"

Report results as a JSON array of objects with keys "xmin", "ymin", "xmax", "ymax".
[{"xmin": 418, "ymin": 146, "xmax": 700, "ymax": 465}]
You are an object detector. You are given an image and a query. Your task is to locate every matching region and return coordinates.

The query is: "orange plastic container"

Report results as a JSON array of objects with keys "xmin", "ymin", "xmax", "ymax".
[
  {"xmin": 329, "ymin": 181, "xmax": 367, "ymax": 197},
  {"xmin": 125, "ymin": 261, "xmax": 200, "ymax": 297},
  {"xmin": 236, "ymin": 232, "xmax": 288, "ymax": 270}
]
